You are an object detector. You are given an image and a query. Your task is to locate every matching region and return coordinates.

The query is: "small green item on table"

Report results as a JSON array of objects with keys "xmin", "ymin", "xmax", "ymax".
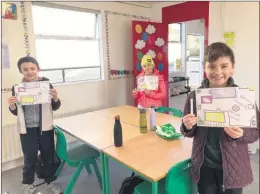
[{"xmin": 155, "ymin": 123, "xmax": 183, "ymax": 140}]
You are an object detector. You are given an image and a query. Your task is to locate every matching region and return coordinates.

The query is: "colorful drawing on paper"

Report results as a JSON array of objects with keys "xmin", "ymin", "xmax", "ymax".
[
  {"xmin": 196, "ymin": 87, "xmax": 257, "ymax": 128},
  {"xmin": 2, "ymin": 3, "xmax": 17, "ymax": 20},
  {"xmin": 137, "ymin": 76, "xmax": 159, "ymax": 91},
  {"xmin": 14, "ymin": 81, "xmax": 51, "ymax": 105}
]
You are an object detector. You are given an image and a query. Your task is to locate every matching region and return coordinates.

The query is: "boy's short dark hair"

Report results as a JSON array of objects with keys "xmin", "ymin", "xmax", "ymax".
[
  {"xmin": 203, "ymin": 42, "xmax": 235, "ymax": 66},
  {"xmin": 17, "ymin": 56, "xmax": 40, "ymax": 72}
]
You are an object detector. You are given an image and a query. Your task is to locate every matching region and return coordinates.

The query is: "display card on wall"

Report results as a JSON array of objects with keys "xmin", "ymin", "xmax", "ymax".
[{"xmin": 2, "ymin": 3, "xmax": 17, "ymax": 20}]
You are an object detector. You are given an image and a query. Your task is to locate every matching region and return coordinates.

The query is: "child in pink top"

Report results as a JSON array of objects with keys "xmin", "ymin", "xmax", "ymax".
[{"xmin": 132, "ymin": 55, "xmax": 166, "ymax": 108}]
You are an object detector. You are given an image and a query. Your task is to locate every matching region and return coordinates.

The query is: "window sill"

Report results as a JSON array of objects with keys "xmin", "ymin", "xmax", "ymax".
[{"xmin": 53, "ymin": 78, "xmax": 105, "ymax": 87}]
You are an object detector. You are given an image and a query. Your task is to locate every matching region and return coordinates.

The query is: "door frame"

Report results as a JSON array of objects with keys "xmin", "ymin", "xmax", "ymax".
[{"xmin": 162, "ymin": 1, "xmax": 209, "ymax": 104}]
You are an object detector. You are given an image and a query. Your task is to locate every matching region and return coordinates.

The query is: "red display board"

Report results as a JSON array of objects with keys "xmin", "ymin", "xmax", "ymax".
[{"xmin": 132, "ymin": 21, "xmax": 169, "ymax": 107}]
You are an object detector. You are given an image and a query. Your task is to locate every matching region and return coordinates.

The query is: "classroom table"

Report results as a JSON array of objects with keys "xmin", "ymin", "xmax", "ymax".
[
  {"xmin": 103, "ymin": 132, "xmax": 193, "ymax": 194},
  {"xmin": 54, "ymin": 112, "xmax": 144, "ymax": 194},
  {"xmin": 54, "ymin": 106, "xmax": 189, "ymax": 194},
  {"xmin": 94, "ymin": 105, "xmax": 182, "ymax": 129}
]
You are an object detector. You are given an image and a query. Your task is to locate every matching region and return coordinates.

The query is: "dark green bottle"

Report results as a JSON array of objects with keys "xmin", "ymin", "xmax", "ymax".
[
  {"xmin": 114, "ymin": 115, "xmax": 123, "ymax": 147},
  {"xmin": 139, "ymin": 108, "xmax": 148, "ymax": 133}
]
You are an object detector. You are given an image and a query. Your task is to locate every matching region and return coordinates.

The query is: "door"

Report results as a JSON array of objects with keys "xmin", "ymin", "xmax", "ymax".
[
  {"xmin": 132, "ymin": 20, "xmax": 169, "ymax": 107},
  {"xmin": 162, "ymin": 1, "xmax": 209, "ymax": 79},
  {"xmin": 186, "ymin": 34, "xmax": 204, "ymax": 87}
]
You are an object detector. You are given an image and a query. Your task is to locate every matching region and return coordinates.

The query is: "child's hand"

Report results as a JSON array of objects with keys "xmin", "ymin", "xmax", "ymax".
[
  {"xmin": 8, "ymin": 96, "xmax": 18, "ymax": 109},
  {"xmin": 182, "ymin": 114, "xmax": 197, "ymax": 130},
  {"xmin": 50, "ymin": 88, "xmax": 59, "ymax": 102},
  {"xmin": 224, "ymin": 127, "xmax": 244, "ymax": 139},
  {"xmin": 144, "ymin": 89, "xmax": 150, "ymax": 95}
]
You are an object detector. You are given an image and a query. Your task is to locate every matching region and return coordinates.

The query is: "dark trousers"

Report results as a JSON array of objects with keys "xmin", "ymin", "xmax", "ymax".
[
  {"xmin": 198, "ymin": 165, "xmax": 243, "ymax": 194},
  {"xmin": 20, "ymin": 127, "xmax": 57, "ymax": 184}
]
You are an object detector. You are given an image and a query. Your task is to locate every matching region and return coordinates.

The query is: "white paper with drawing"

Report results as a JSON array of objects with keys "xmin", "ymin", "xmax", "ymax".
[
  {"xmin": 196, "ymin": 87, "xmax": 257, "ymax": 128},
  {"xmin": 14, "ymin": 81, "xmax": 51, "ymax": 105},
  {"xmin": 137, "ymin": 76, "xmax": 159, "ymax": 91}
]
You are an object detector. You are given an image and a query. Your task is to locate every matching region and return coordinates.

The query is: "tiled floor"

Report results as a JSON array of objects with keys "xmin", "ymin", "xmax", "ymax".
[{"xmin": 2, "ymin": 158, "xmax": 131, "ymax": 194}]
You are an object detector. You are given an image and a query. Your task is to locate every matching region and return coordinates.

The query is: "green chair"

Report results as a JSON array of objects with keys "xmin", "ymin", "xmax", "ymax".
[
  {"xmin": 156, "ymin": 107, "xmax": 183, "ymax": 118},
  {"xmin": 53, "ymin": 125, "xmax": 102, "ymax": 194},
  {"xmin": 134, "ymin": 159, "xmax": 197, "ymax": 194}
]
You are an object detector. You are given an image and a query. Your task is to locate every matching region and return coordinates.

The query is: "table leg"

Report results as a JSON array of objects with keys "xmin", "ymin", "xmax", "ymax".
[
  {"xmin": 104, "ymin": 154, "xmax": 110, "ymax": 194},
  {"xmin": 100, "ymin": 152, "xmax": 106, "ymax": 194},
  {"xmin": 152, "ymin": 181, "xmax": 158, "ymax": 194}
]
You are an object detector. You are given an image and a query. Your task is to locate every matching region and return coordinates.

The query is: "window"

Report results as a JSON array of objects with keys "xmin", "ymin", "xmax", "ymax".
[
  {"xmin": 186, "ymin": 34, "xmax": 201, "ymax": 61},
  {"xmin": 31, "ymin": 3, "xmax": 102, "ymax": 83},
  {"xmin": 168, "ymin": 23, "xmax": 183, "ymax": 72}
]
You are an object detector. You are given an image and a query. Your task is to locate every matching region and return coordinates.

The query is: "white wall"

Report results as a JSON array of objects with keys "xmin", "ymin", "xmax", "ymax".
[
  {"xmin": 209, "ymin": 2, "xmax": 259, "ymax": 106},
  {"xmin": 2, "ymin": 2, "xmax": 151, "ymax": 126},
  {"xmin": 212, "ymin": 2, "xmax": 259, "ymax": 157}
]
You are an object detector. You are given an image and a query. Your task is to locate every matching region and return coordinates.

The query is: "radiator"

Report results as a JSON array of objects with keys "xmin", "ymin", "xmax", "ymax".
[
  {"xmin": 2, "ymin": 124, "xmax": 23, "ymax": 163},
  {"xmin": 2, "ymin": 124, "xmax": 76, "ymax": 163}
]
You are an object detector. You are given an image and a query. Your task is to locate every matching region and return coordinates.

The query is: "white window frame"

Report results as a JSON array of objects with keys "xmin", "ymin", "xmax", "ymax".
[{"xmin": 31, "ymin": 2, "xmax": 103, "ymax": 84}]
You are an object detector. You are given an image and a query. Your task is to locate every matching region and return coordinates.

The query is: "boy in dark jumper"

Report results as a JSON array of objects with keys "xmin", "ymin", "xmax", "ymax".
[{"xmin": 181, "ymin": 42, "xmax": 259, "ymax": 194}]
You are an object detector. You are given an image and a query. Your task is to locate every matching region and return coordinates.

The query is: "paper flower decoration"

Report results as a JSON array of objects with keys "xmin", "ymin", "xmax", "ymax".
[
  {"xmin": 135, "ymin": 39, "xmax": 146, "ymax": 50},
  {"xmin": 145, "ymin": 24, "xmax": 156, "ymax": 34},
  {"xmin": 155, "ymin": 37, "xmax": 165, "ymax": 47},
  {"xmin": 158, "ymin": 63, "xmax": 164, "ymax": 72},
  {"xmin": 141, "ymin": 32, "xmax": 148, "ymax": 41},
  {"xmin": 135, "ymin": 24, "xmax": 142, "ymax": 34},
  {"xmin": 137, "ymin": 52, "xmax": 143, "ymax": 60},
  {"xmin": 146, "ymin": 49, "xmax": 156, "ymax": 59},
  {"xmin": 148, "ymin": 36, "xmax": 155, "ymax": 45},
  {"xmin": 157, "ymin": 52, "xmax": 163, "ymax": 60},
  {"xmin": 136, "ymin": 62, "xmax": 142, "ymax": 71}
]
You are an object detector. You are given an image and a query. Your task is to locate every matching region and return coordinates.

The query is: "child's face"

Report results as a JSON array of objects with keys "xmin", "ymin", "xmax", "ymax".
[
  {"xmin": 204, "ymin": 56, "xmax": 234, "ymax": 88},
  {"xmin": 20, "ymin": 62, "xmax": 39, "ymax": 82},
  {"xmin": 142, "ymin": 63, "xmax": 154, "ymax": 76}
]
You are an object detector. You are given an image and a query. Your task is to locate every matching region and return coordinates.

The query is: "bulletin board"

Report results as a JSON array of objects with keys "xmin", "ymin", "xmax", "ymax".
[{"xmin": 104, "ymin": 10, "xmax": 150, "ymax": 80}]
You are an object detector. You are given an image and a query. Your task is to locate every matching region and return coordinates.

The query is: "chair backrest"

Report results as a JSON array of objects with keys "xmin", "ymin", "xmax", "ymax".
[
  {"xmin": 166, "ymin": 159, "xmax": 197, "ymax": 194},
  {"xmin": 53, "ymin": 125, "xmax": 70, "ymax": 162},
  {"xmin": 156, "ymin": 107, "xmax": 183, "ymax": 118}
]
